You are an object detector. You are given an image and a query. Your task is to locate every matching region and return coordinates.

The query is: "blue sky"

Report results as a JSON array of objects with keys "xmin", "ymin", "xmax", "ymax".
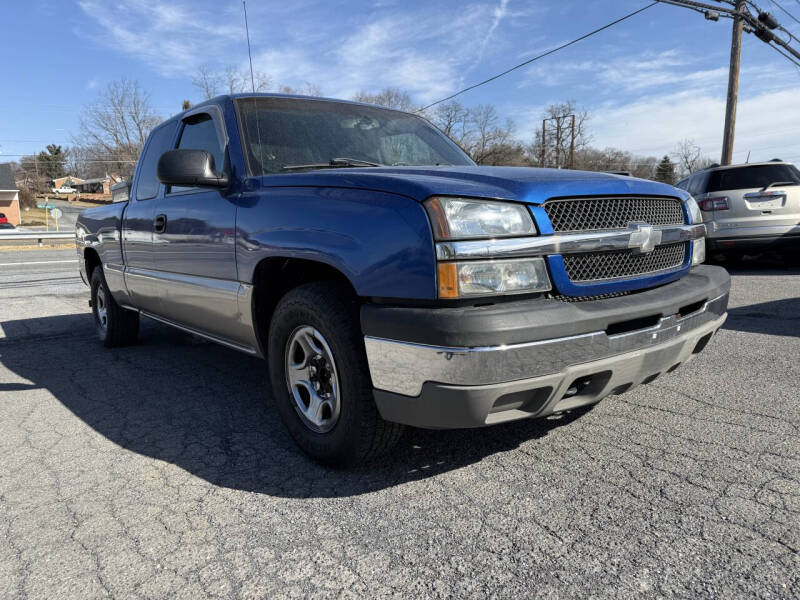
[{"xmin": 2, "ymin": 0, "xmax": 799, "ymax": 166}]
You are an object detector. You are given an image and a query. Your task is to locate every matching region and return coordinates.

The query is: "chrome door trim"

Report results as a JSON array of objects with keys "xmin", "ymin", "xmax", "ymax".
[{"xmin": 435, "ymin": 223, "xmax": 706, "ymax": 260}]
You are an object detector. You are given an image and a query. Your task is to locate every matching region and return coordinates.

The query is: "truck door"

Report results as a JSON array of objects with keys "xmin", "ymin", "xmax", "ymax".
[
  {"xmin": 150, "ymin": 107, "xmax": 243, "ymax": 344},
  {"xmin": 122, "ymin": 121, "xmax": 177, "ymax": 314}
]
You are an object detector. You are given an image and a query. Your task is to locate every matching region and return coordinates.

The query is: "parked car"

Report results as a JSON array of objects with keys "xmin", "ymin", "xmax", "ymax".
[
  {"xmin": 0, "ymin": 222, "xmax": 17, "ymax": 231},
  {"xmin": 0, "ymin": 212, "xmax": 7, "ymax": 223},
  {"xmin": 76, "ymin": 94, "xmax": 730, "ymax": 466},
  {"xmin": 52, "ymin": 187, "xmax": 76, "ymax": 194},
  {"xmin": 677, "ymin": 160, "xmax": 800, "ymax": 259}
]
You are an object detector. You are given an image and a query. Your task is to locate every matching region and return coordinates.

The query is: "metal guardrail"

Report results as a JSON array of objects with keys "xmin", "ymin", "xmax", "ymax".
[{"xmin": 0, "ymin": 231, "xmax": 75, "ymax": 246}]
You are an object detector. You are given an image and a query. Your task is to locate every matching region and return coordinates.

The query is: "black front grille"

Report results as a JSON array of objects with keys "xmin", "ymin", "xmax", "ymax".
[
  {"xmin": 550, "ymin": 290, "xmax": 631, "ymax": 303},
  {"xmin": 544, "ymin": 197, "xmax": 684, "ymax": 232},
  {"xmin": 563, "ymin": 243, "xmax": 687, "ymax": 283}
]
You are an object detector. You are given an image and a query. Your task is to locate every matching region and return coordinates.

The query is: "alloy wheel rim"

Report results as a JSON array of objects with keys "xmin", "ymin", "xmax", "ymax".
[
  {"xmin": 96, "ymin": 286, "xmax": 108, "ymax": 331},
  {"xmin": 284, "ymin": 326, "xmax": 341, "ymax": 433}
]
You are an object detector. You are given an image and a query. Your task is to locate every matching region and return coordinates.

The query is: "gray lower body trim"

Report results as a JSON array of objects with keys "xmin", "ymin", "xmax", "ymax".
[
  {"xmin": 365, "ymin": 293, "xmax": 727, "ymax": 397},
  {"xmin": 122, "ymin": 266, "xmax": 260, "ymax": 354},
  {"xmin": 140, "ymin": 311, "xmax": 259, "ymax": 355}
]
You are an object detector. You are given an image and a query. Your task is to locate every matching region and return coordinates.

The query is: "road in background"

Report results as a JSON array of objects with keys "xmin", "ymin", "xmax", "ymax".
[
  {"xmin": 19, "ymin": 198, "xmax": 87, "ymax": 231},
  {"xmin": 0, "ymin": 248, "xmax": 82, "ymax": 299},
  {"xmin": 0, "ymin": 253, "xmax": 798, "ymax": 598}
]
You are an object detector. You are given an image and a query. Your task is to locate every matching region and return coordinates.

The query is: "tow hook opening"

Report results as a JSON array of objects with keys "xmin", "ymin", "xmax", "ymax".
[
  {"xmin": 564, "ymin": 376, "xmax": 593, "ymax": 399},
  {"xmin": 562, "ymin": 371, "xmax": 612, "ymax": 400}
]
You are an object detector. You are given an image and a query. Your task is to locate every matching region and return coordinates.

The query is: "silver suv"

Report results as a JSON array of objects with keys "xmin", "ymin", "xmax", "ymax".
[{"xmin": 677, "ymin": 160, "xmax": 800, "ymax": 259}]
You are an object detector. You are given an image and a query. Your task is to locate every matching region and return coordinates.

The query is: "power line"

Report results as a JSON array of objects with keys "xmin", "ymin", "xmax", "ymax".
[
  {"xmin": 418, "ymin": 2, "xmax": 658, "ymax": 111},
  {"xmin": 769, "ymin": 0, "xmax": 800, "ymax": 25},
  {"xmin": 764, "ymin": 36, "xmax": 800, "ymax": 65}
]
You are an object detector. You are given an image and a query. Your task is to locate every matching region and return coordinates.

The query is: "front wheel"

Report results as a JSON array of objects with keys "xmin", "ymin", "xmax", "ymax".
[
  {"xmin": 267, "ymin": 281, "xmax": 404, "ymax": 467},
  {"xmin": 90, "ymin": 266, "xmax": 139, "ymax": 347}
]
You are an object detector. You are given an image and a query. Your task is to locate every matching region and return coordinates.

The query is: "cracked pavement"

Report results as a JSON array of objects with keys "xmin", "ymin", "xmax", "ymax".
[{"xmin": 0, "ymin": 250, "xmax": 798, "ymax": 598}]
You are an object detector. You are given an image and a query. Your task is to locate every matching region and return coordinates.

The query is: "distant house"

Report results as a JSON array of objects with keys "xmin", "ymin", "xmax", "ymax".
[
  {"xmin": 52, "ymin": 175, "xmax": 84, "ymax": 189},
  {"xmin": 73, "ymin": 173, "xmax": 123, "ymax": 195},
  {"xmin": 0, "ymin": 164, "xmax": 21, "ymax": 225}
]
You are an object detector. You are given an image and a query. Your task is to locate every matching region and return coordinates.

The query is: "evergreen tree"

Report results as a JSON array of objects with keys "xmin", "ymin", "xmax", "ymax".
[
  {"xmin": 655, "ymin": 155, "xmax": 676, "ymax": 184},
  {"xmin": 37, "ymin": 144, "xmax": 68, "ymax": 179}
]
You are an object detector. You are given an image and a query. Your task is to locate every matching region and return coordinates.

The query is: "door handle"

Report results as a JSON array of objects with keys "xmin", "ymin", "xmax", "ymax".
[{"xmin": 153, "ymin": 214, "xmax": 167, "ymax": 233}]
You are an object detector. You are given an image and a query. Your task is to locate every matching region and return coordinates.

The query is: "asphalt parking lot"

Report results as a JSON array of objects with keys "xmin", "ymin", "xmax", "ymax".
[{"xmin": 1, "ymin": 249, "xmax": 798, "ymax": 598}]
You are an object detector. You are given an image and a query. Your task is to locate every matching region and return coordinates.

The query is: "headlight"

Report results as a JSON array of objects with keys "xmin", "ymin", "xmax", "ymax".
[
  {"xmin": 685, "ymin": 196, "xmax": 706, "ymax": 265},
  {"xmin": 438, "ymin": 258, "xmax": 551, "ymax": 298},
  {"xmin": 425, "ymin": 197, "xmax": 536, "ymax": 240},
  {"xmin": 685, "ymin": 196, "xmax": 702, "ymax": 224}
]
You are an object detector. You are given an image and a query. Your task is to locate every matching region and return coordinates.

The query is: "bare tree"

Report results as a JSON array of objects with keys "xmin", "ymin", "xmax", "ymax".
[
  {"xmin": 191, "ymin": 66, "xmax": 220, "ymax": 99},
  {"xmin": 193, "ymin": 65, "xmax": 273, "ymax": 99},
  {"xmin": 467, "ymin": 105, "xmax": 516, "ymax": 165},
  {"xmin": 429, "ymin": 101, "xmax": 471, "ymax": 149},
  {"xmin": 353, "ymin": 87, "xmax": 415, "ymax": 111},
  {"xmin": 573, "ymin": 147, "xmax": 659, "ymax": 179},
  {"xmin": 278, "ymin": 82, "xmax": 323, "ymax": 96},
  {"xmin": 75, "ymin": 79, "xmax": 162, "ymax": 179},
  {"xmin": 672, "ymin": 139, "xmax": 714, "ymax": 178}
]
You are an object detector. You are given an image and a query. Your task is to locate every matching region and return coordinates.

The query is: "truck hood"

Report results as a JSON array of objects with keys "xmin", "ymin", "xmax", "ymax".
[{"xmin": 260, "ymin": 165, "xmax": 688, "ymax": 204}]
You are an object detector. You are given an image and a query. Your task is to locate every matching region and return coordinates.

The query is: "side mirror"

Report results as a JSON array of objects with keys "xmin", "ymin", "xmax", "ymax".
[{"xmin": 157, "ymin": 149, "xmax": 228, "ymax": 188}]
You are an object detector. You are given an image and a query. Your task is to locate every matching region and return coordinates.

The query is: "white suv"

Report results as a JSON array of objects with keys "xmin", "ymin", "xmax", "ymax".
[{"xmin": 677, "ymin": 160, "xmax": 800, "ymax": 259}]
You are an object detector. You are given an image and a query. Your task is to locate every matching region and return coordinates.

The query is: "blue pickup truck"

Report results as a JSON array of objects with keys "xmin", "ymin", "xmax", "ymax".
[{"xmin": 76, "ymin": 94, "xmax": 730, "ymax": 466}]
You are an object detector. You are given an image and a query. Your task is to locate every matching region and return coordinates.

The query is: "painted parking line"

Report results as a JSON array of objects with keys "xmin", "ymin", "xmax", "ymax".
[{"xmin": 0, "ymin": 260, "xmax": 77, "ymax": 266}]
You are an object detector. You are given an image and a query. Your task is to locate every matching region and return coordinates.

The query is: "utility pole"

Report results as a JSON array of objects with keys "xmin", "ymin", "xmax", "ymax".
[
  {"xmin": 541, "ymin": 114, "xmax": 577, "ymax": 169},
  {"xmin": 555, "ymin": 119, "xmax": 562, "ymax": 168},
  {"xmin": 569, "ymin": 115, "xmax": 576, "ymax": 169},
  {"xmin": 540, "ymin": 120, "xmax": 546, "ymax": 167},
  {"xmin": 721, "ymin": 0, "xmax": 745, "ymax": 165},
  {"xmin": 658, "ymin": 0, "xmax": 800, "ymax": 165}
]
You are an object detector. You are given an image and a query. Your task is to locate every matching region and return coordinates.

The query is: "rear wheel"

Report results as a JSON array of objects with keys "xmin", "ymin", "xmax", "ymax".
[
  {"xmin": 90, "ymin": 266, "xmax": 139, "ymax": 347},
  {"xmin": 267, "ymin": 281, "xmax": 404, "ymax": 467}
]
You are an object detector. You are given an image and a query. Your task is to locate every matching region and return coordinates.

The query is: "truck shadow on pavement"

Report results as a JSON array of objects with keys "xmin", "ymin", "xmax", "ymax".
[
  {"xmin": 723, "ymin": 298, "xmax": 800, "ymax": 338},
  {"xmin": 1, "ymin": 313, "xmax": 588, "ymax": 498}
]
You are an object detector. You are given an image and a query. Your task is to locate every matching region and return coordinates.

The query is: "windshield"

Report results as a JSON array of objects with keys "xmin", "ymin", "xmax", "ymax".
[
  {"xmin": 706, "ymin": 164, "xmax": 800, "ymax": 192},
  {"xmin": 235, "ymin": 97, "xmax": 474, "ymax": 176}
]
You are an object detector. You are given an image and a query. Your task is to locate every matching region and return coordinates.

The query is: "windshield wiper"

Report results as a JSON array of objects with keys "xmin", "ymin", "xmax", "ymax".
[{"xmin": 281, "ymin": 157, "xmax": 383, "ymax": 172}]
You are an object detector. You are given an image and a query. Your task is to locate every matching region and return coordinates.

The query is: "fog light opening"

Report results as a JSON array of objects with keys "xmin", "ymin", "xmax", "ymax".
[{"xmin": 693, "ymin": 332, "xmax": 713, "ymax": 354}]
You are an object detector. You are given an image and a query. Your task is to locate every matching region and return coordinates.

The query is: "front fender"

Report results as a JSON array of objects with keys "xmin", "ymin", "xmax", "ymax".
[{"xmin": 235, "ymin": 187, "xmax": 436, "ymax": 300}]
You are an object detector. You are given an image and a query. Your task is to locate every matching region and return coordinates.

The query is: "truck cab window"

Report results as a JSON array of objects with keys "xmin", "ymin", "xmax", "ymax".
[
  {"xmin": 170, "ymin": 114, "xmax": 225, "ymax": 194},
  {"xmin": 135, "ymin": 123, "xmax": 176, "ymax": 201}
]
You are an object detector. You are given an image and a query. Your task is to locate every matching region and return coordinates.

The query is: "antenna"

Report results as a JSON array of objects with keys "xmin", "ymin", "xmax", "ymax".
[{"xmin": 242, "ymin": 0, "xmax": 256, "ymax": 93}]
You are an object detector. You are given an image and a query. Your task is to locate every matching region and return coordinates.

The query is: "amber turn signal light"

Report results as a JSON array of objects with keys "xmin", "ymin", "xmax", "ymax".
[{"xmin": 437, "ymin": 263, "xmax": 459, "ymax": 299}]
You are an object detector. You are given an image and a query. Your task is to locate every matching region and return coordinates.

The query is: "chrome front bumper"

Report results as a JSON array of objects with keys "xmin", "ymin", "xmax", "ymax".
[{"xmin": 365, "ymin": 293, "xmax": 728, "ymax": 398}]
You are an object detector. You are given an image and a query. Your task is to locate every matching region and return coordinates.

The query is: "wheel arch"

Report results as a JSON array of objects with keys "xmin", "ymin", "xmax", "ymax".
[
  {"xmin": 84, "ymin": 247, "xmax": 101, "ymax": 278},
  {"xmin": 251, "ymin": 256, "xmax": 359, "ymax": 355}
]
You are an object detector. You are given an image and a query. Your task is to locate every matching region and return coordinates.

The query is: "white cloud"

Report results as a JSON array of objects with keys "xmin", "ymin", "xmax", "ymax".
[
  {"xmin": 251, "ymin": 7, "xmax": 506, "ymax": 103},
  {"xmin": 76, "ymin": 0, "xmax": 242, "ymax": 75},
  {"xmin": 465, "ymin": 0, "xmax": 510, "ymax": 74},
  {"xmin": 589, "ymin": 87, "xmax": 800, "ymax": 164}
]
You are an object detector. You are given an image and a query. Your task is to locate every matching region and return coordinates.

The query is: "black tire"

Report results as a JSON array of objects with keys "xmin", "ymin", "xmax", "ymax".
[
  {"xmin": 267, "ymin": 281, "xmax": 404, "ymax": 467},
  {"xmin": 90, "ymin": 266, "xmax": 139, "ymax": 347}
]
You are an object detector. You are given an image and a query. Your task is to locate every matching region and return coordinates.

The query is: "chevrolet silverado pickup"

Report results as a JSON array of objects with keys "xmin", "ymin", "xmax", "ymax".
[{"xmin": 76, "ymin": 94, "xmax": 730, "ymax": 466}]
